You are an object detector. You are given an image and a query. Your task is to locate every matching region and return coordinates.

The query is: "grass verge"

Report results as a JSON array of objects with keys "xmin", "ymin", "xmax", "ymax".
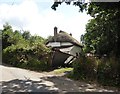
[{"xmin": 53, "ymin": 67, "xmax": 73, "ymax": 75}]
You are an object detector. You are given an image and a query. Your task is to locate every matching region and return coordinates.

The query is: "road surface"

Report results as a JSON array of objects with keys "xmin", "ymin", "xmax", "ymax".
[{"xmin": 0, "ymin": 64, "xmax": 119, "ymax": 93}]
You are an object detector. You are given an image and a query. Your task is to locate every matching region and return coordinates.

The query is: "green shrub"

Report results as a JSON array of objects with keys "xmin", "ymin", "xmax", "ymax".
[
  {"xmin": 25, "ymin": 58, "xmax": 50, "ymax": 71},
  {"xmin": 71, "ymin": 56, "xmax": 120, "ymax": 87},
  {"xmin": 2, "ymin": 23, "xmax": 51, "ymax": 71},
  {"xmin": 97, "ymin": 57, "xmax": 120, "ymax": 87},
  {"xmin": 3, "ymin": 45, "xmax": 28, "ymax": 66},
  {"xmin": 2, "ymin": 44, "xmax": 51, "ymax": 71},
  {"xmin": 72, "ymin": 56, "xmax": 97, "ymax": 81}
]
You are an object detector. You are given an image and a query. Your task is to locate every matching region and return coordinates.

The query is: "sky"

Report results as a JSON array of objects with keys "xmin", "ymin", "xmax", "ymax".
[{"xmin": 0, "ymin": 0, "xmax": 92, "ymax": 41}]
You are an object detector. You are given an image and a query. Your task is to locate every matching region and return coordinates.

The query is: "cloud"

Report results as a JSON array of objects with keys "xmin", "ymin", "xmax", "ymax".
[
  {"xmin": 0, "ymin": 0, "xmax": 40, "ymax": 29},
  {"xmin": 0, "ymin": 0, "xmax": 91, "ymax": 41}
]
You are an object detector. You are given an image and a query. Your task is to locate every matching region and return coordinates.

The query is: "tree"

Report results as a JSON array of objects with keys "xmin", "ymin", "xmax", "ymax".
[
  {"xmin": 2, "ymin": 23, "xmax": 51, "ymax": 70},
  {"xmin": 51, "ymin": 1, "xmax": 120, "ymax": 57},
  {"xmin": 22, "ymin": 31, "xmax": 31, "ymax": 40},
  {"xmin": 51, "ymin": 0, "xmax": 87, "ymax": 12},
  {"xmin": 2, "ymin": 23, "xmax": 28, "ymax": 49},
  {"xmin": 82, "ymin": 2, "xmax": 120, "ymax": 57},
  {"xmin": 2, "ymin": 23, "xmax": 14, "ymax": 49},
  {"xmin": 29, "ymin": 35, "xmax": 45, "ymax": 45}
]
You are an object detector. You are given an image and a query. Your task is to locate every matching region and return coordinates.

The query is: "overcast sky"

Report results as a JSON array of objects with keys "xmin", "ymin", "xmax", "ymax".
[{"xmin": 0, "ymin": 0, "xmax": 92, "ymax": 41}]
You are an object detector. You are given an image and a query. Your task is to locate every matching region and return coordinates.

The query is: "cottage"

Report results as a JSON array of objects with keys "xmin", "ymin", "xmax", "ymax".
[{"xmin": 46, "ymin": 27, "xmax": 83, "ymax": 67}]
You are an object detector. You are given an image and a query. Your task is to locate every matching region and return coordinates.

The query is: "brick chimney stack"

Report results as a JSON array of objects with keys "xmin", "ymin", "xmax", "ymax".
[{"xmin": 54, "ymin": 26, "xmax": 57, "ymax": 36}]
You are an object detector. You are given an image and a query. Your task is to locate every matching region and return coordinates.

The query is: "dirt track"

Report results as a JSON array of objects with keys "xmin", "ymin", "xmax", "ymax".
[{"xmin": 0, "ymin": 64, "xmax": 119, "ymax": 93}]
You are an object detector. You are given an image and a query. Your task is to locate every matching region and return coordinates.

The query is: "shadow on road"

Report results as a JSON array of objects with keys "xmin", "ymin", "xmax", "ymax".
[
  {"xmin": 2, "ymin": 76, "xmax": 117, "ymax": 93},
  {"xmin": 1, "ymin": 64, "xmax": 119, "ymax": 93},
  {"xmin": 40, "ymin": 76, "xmax": 81, "ymax": 93},
  {"xmin": 2, "ymin": 76, "xmax": 82, "ymax": 93},
  {"xmin": 2, "ymin": 74, "xmax": 86, "ymax": 93},
  {"xmin": 2, "ymin": 79, "xmax": 59, "ymax": 93}
]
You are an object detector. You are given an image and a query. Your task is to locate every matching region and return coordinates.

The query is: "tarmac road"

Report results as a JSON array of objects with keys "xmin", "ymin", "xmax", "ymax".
[{"xmin": 0, "ymin": 64, "xmax": 119, "ymax": 93}]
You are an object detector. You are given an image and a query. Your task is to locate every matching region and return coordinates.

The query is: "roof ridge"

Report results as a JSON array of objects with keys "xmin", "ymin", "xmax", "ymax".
[
  {"xmin": 46, "ymin": 31, "xmax": 83, "ymax": 47},
  {"xmin": 58, "ymin": 31, "xmax": 82, "ymax": 46}
]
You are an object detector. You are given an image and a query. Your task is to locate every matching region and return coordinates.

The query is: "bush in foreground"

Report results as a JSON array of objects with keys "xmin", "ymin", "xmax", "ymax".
[
  {"xmin": 97, "ymin": 57, "xmax": 120, "ymax": 87},
  {"xmin": 72, "ymin": 56, "xmax": 97, "ymax": 81},
  {"xmin": 69, "ymin": 56, "xmax": 120, "ymax": 87}
]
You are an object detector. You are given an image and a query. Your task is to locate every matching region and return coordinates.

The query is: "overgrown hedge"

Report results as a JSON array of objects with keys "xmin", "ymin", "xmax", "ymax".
[
  {"xmin": 72, "ymin": 56, "xmax": 97, "ymax": 81},
  {"xmin": 2, "ymin": 23, "xmax": 52, "ymax": 71},
  {"xmin": 71, "ymin": 56, "xmax": 120, "ymax": 87},
  {"xmin": 3, "ymin": 43, "xmax": 52, "ymax": 71},
  {"xmin": 97, "ymin": 57, "xmax": 120, "ymax": 86}
]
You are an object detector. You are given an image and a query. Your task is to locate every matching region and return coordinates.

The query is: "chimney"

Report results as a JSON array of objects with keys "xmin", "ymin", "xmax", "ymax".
[
  {"xmin": 69, "ymin": 33, "xmax": 72, "ymax": 36},
  {"xmin": 54, "ymin": 26, "xmax": 57, "ymax": 36}
]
